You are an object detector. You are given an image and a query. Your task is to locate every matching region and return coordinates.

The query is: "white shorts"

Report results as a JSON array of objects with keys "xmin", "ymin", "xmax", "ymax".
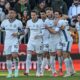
[
  {"xmin": 49, "ymin": 40, "xmax": 60, "ymax": 52},
  {"xmin": 58, "ymin": 41, "xmax": 72, "ymax": 52},
  {"xmin": 27, "ymin": 40, "xmax": 43, "ymax": 54},
  {"xmin": 3, "ymin": 42, "xmax": 19, "ymax": 55},
  {"xmin": 43, "ymin": 43, "xmax": 49, "ymax": 52}
]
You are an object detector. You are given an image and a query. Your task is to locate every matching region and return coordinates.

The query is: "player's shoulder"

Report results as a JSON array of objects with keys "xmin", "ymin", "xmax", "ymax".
[
  {"xmin": 76, "ymin": 22, "xmax": 79, "ymax": 25},
  {"xmin": 2, "ymin": 19, "xmax": 8, "ymax": 23},
  {"xmin": 27, "ymin": 19, "xmax": 32, "ymax": 23},
  {"xmin": 37, "ymin": 19, "xmax": 44, "ymax": 23},
  {"xmin": 76, "ymin": 22, "xmax": 79, "ymax": 27},
  {"xmin": 58, "ymin": 19, "xmax": 65, "ymax": 25},
  {"xmin": 15, "ymin": 19, "xmax": 22, "ymax": 23},
  {"xmin": 59, "ymin": 19, "xmax": 64, "ymax": 23}
]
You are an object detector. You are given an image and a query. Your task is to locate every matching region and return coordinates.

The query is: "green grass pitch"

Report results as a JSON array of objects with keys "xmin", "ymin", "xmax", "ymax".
[{"xmin": 0, "ymin": 70, "xmax": 80, "ymax": 80}]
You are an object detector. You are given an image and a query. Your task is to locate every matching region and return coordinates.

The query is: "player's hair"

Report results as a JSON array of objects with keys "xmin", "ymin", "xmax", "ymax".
[
  {"xmin": 31, "ymin": 10, "xmax": 38, "ymax": 15},
  {"xmin": 9, "ymin": 8, "xmax": 17, "ymax": 13},
  {"xmin": 54, "ymin": 10, "xmax": 63, "ymax": 17},
  {"xmin": 40, "ymin": 10, "xmax": 46, "ymax": 13},
  {"xmin": 45, "ymin": 7, "xmax": 53, "ymax": 11}
]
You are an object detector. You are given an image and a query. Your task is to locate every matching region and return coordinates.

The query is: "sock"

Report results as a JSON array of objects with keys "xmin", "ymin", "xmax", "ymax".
[
  {"xmin": 6, "ymin": 60, "xmax": 12, "ymax": 74},
  {"xmin": 58, "ymin": 56, "xmax": 63, "ymax": 70},
  {"xmin": 69, "ymin": 57, "xmax": 75, "ymax": 73},
  {"xmin": 64, "ymin": 58, "xmax": 71, "ymax": 74},
  {"xmin": 41, "ymin": 58, "xmax": 47, "ymax": 74},
  {"xmin": 26, "ymin": 54, "xmax": 32, "ymax": 73},
  {"xmin": 36, "ymin": 56, "xmax": 42, "ymax": 74},
  {"xmin": 13, "ymin": 57, "xmax": 19, "ymax": 70},
  {"xmin": 50, "ymin": 56, "xmax": 56, "ymax": 74}
]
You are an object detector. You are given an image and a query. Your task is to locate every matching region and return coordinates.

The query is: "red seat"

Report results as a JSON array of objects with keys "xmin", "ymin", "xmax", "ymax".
[
  {"xmin": 19, "ymin": 44, "xmax": 27, "ymax": 54},
  {"xmin": 71, "ymin": 44, "xmax": 79, "ymax": 54},
  {"xmin": 0, "ymin": 44, "xmax": 4, "ymax": 56}
]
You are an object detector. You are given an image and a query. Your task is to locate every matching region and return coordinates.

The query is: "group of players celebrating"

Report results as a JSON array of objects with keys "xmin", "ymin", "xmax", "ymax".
[{"xmin": 0, "ymin": 7, "xmax": 80, "ymax": 78}]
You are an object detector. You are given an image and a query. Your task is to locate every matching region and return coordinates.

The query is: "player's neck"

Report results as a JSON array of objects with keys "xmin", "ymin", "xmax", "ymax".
[
  {"xmin": 42, "ymin": 18, "xmax": 46, "ymax": 22},
  {"xmin": 32, "ymin": 18, "xmax": 38, "ymax": 23},
  {"xmin": 47, "ymin": 16, "xmax": 53, "ymax": 20},
  {"xmin": 9, "ymin": 18, "xmax": 16, "ymax": 23}
]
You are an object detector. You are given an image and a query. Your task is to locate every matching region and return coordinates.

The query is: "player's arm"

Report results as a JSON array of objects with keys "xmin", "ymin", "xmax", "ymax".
[
  {"xmin": 69, "ymin": 26, "xmax": 76, "ymax": 32},
  {"xmin": 18, "ymin": 21, "xmax": 30, "ymax": 42},
  {"xmin": 0, "ymin": 27, "xmax": 5, "ymax": 32},
  {"xmin": 0, "ymin": 20, "xmax": 5, "ymax": 32},
  {"xmin": 60, "ymin": 25, "xmax": 65, "ymax": 30},
  {"xmin": 45, "ymin": 25, "xmax": 60, "ymax": 34}
]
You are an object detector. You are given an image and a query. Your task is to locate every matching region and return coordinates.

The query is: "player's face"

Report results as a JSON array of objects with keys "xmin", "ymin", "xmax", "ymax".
[
  {"xmin": 54, "ymin": 12, "xmax": 60, "ymax": 18},
  {"xmin": 8, "ymin": 10, "xmax": 16, "ymax": 19},
  {"xmin": 46, "ymin": 10, "xmax": 53, "ymax": 18},
  {"xmin": 77, "ymin": 16, "xmax": 80, "ymax": 22},
  {"xmin": 40, "ymin": 12, "xmax": 46, "ymax": 19},
  {"xmin": 31, "ymin": 12, "xmax": 38, "ymax": 20}
]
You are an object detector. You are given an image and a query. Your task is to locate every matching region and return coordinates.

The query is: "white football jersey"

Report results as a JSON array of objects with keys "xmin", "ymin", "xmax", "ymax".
[
  {"xmin": 58, "ymin": 19, "xmax": 73, "ymax": 42},
  {"xmin": 49, "ymin": 19, "xmax": 61, "ymax": 42},
  {"xmin": 76, "ymin": 22, "xmax": 80, "ymax": 40},
  {"xmin": 41, "ymin": 18, "xmax": 50, "ymax": 44},
  {"xmin": 1, "ymin": 19, "xmax": 23, "ymax": 43},
  {"xmin": 26, "ymin": 19, "xmax": 44, "ymax": 41}
]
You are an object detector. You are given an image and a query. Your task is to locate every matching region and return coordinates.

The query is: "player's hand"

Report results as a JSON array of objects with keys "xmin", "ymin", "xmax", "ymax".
[
  {"xmin": 54, "ymin": 20, "xmax": 58, "ymax": 26},
  {"xmin": 61, "ymin": 26, "xmax": 65, "ymax": 30},
  {"xmin": 12, "ymin": 32, "xmax": 18, "ymax": 37},
  {"xmin": 45, "ymin": 25, "xmax": 49, "ymax": 29}
]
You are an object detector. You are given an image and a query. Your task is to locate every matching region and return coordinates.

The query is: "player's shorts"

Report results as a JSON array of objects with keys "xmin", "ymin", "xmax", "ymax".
[
  {"xmin": 3, "ymin": 42, "xmax": 19, "ymax": 55},
  {"xmin": 43, "ymin": 43, "xmax": 49, "ymax": 52},
  {"xmin": 57, "ymin": 41, "xmax": 72, "ymax": 52},
  {"xmin": 48, "ymin": 40, "xmax": 60, "ymax": 53},
  {"xmin": 27, "ymin": 40, "xmax": 43, "ymax": 54},
  {"xmin": 42, "ymin": 40, "xmax": 49, "ymax": 52}
]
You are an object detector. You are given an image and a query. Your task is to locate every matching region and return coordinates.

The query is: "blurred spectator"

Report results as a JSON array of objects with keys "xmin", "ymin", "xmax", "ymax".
[
  {"xmin": 7, "ymin": 0, "xmax": 17, "ymax": 8},
  {"xmin": 14, "ymin": 0, "xmax": 30, "ymax": 19},
  {"xmin": 34, "ymin": 0, "xmax": 47, "ymax": 14},
  {"xmin": 29, "ymin": 0, "xmax": 38, "ymax": 10},
  {"xmin": 0, "ymin": 0, "xmax": 6, "ymax": 23},
  {"xmin": 64, "ymin": 0, "xmax": 73, "ymax": 9},
  {"xmin": 68, "ymin": 0, "xmax": 80, "ymax": 19},
  {"xmin": 51, "ymin": 0, "xmax": 68, "ymax": 14},
  {"xmin": 4, "ymin": 2, "xmax": 11, "ymax": 17},
  {"xmin": 45, "ymin": 0, "xmax": 51, "ymax": 7},
  {"xmin": 21, "ymin": 10, "xmax": 29, "ymax": 26},
  {"xmin": 0, "ymin": 8, "xmax": 5, "ymax": 23},
  {"xmin": 0, "ymin": 0, "xmax": 6, "ymax": 12}
]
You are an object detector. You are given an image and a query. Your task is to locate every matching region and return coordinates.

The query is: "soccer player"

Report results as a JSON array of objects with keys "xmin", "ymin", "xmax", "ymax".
[
  {"xmin": 54, "ymin": 11, "xmax": 64, "ymax": 76},
  {"xmin": 41, "ymin": 7, "xmax": 58, "ymax": 77},
  {"xmin": 54, "ymin": 11, "xmax": 75, "ymax": 77},
  {"xmin": 24, "ymin": 10, "xmax": 44, "ymax": 77},
  {"xmin": 40, "ymin": 10, "xmax": 50, "ymax": 76},
  {"xmin": 75, "ymin": 14, "xmax": 80, "ymax": 53},
  {"xmin": 0, "ymin": 9, "xmax": 23, "ymax": 78}
]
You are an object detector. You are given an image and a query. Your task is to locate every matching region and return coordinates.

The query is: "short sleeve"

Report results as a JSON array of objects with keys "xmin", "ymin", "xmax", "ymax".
[
  {"xmin": 26, "ymin": 20, "xmax": 30, "ymax": 29},
  {"xmin": 75, "ymin": 23, "xmax": 80, "ymax": 31},
  {"xmin": 1, "ymin": 20, "xmax": 5, "ymax": 28}
]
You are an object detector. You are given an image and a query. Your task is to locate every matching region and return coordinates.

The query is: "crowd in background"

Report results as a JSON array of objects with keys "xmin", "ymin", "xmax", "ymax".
[{"xmin": 0, "ymin": 0, "xmax": 80, "ymax": 43}]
